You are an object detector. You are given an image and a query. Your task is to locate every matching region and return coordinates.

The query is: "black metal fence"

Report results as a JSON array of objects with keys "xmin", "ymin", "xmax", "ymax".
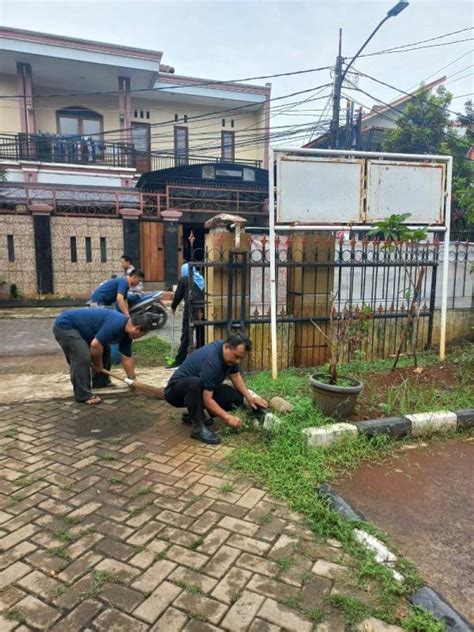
[{"xmin": 187, "ymin": 234, "xmax": 473, "ymax": 372}]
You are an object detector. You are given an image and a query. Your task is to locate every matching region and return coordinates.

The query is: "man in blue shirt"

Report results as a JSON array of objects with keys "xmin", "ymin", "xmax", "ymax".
[
  {"xmin": 165, "ymin": 333, "xmax": 267, "ymax": 444},
  {"xmin": 90, "ymin": 270, "xmax": 145, "ymax": 316},
  {"xmin": 53, "ymin": 308, "xmax": 153, "ymax": 405}
]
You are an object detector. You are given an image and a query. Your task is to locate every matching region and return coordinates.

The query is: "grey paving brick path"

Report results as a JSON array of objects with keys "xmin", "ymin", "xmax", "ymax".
[{"xmin": 0, "ymin": 394, "xmax": 369, "ymax": 631}]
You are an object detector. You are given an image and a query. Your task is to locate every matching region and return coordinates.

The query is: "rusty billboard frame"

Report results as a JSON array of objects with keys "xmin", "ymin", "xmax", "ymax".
[{"xmin": 268, "ymin": 147, "xmax": 453, "ymax": 379}]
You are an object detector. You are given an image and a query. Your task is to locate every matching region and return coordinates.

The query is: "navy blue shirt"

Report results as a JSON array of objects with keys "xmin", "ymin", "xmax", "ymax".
[
  {"xmin": 91, "ymin": 277, "xmax": 129, "ymax": 305},
  {"xmin": 55, "ymin": 309, "xmax": 132, "ymax": 357},
  {"xmin": 167, "ymin": 340, "xmax": 239, "ymax": 391}
]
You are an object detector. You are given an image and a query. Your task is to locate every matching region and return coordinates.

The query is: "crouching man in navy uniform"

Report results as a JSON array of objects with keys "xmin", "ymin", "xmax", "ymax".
[
  {"xmin": 164, "ymin": 333, "xmax": 267, "ymax": 444},
  {"xmin": 53, "ymin": 308, "xmax": 153, "ymax": 405}
]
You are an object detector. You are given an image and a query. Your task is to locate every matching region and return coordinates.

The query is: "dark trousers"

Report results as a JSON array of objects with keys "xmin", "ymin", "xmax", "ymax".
[
  {"xmin": 175, "ymin": 315, "xmax": 205, "ymax": 365},
  {"xmin": 165, "ymin": 377, "xmax": 243, "ymax": 425},
  {"xmin": 53, "ymin": 326, "xmax": 111, "ymax": 401}
]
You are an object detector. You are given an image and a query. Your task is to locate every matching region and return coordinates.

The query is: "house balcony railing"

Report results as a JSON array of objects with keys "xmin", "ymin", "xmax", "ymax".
[
  {"xmin": 0, "ymin": 133, "xmax": 262, "ymax": 172},
  {"xmin": 0, "ymin": 181, "xmax": 268, "ymax": 219}
]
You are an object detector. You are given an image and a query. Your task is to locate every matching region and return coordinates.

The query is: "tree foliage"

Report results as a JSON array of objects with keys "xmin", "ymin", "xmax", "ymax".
[{"xmin": 383, "ymin": 87, "xmax": 474, "ymax": 228}]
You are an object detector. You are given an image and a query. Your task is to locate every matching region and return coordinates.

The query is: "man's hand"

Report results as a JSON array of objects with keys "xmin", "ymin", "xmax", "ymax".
[
  {"xmin": 246, "ymin": 394, "xmax": 268, "ymax": 410},
  {"xmin": 226, "ymin": 415, "xmax": 242, "ymax": 428}
]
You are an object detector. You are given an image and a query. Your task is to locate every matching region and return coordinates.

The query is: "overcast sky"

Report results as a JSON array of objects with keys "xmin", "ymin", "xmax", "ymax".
[{"xmin": 1, "ymin": 0, "xmax": 473, "ymax": 146}]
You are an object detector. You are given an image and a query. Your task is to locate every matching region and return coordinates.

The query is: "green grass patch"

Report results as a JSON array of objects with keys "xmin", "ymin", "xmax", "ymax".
[
  {"xmin": 189, "ymin": 537, "xmax": 204, "ymax": 550},
  {"xmin": 402, "ymin": 606, "xmax": 446, "ymax": 631},
  {"xmin": 109, "ymin": 476, "xmax": 123, "ymax": 485},
  {"xmin": 133, "ymin": 335, "xmax": 172, "ymax": 367},
  {"xmin": 225, "ymin": 365, "xmax": 446, "ymax": 625}
]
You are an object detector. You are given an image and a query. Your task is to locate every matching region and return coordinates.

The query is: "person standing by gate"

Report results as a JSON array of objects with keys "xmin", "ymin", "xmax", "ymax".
[{"xmin": 167, "ymin": 262, "xmax": 205, "ymax": 369}]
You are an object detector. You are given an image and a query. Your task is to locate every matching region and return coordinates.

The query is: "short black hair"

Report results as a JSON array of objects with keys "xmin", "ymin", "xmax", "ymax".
[
  {"xmin": 130, "ymin": 312, "xmax": 153, "ymax": 332},
  {"xmin": 121, "ymin": 255, "xmax": 132, "ymax": 263},
  {"xmin": 128, "ymin": 269, "xmax": 145, "ymax": 279},
  {"xmin": 224, "ymin": 332, "xmax": 252, "ymax": 352}
]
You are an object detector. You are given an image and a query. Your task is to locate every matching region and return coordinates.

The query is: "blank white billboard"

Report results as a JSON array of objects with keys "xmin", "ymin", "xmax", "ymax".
[
  {"xmin": 366, "ymin": 161, "xmax": 445, "ymax": 224},
  {"xmin": 277, "ymin": 156, "xmax": 364, "ymax": 224}
]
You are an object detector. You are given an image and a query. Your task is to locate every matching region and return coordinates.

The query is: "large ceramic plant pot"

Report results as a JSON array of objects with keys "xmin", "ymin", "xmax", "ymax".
[{"xmin": 309, "ymin": 373, "xmax": 363, "ymax": 419}]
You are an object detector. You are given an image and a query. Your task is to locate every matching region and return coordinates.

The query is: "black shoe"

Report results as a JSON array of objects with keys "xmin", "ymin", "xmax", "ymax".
[
  {"xmin": 191, "ymin": 426, "xmax": 221, "ymax": 445},
  {"xmin": 182, "ymin": 413, "xmax": 215, "ymax": 426}
]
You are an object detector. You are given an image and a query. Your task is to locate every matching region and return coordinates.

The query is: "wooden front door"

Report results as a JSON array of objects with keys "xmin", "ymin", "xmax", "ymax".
[{"xmin": 140, "ymin": 221, "xmax": 164, "ymax": 282}]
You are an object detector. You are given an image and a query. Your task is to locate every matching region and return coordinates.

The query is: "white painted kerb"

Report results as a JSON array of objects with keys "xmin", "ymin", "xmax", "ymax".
[{"xmin": 405, "ymin": 411, "xmax": 457, "ymax": 437}]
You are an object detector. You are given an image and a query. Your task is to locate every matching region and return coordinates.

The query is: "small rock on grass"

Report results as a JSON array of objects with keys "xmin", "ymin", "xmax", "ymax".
[
  {"xmin": 269, "ymin": 396, "xmax": 294, "ymax": 414},
  {"xmin": 357, "ymin": 617, "xmax": 404, "ymax": 632}
]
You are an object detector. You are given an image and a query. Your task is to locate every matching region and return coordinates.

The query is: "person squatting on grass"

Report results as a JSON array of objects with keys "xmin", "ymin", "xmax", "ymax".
[
  {"xmin": 53, "ymin": 308, "xmax": 153, "ymax": 405},
  {"xmin": 164, "ymin": 332, "xmax": 268, "ymax": 444}
]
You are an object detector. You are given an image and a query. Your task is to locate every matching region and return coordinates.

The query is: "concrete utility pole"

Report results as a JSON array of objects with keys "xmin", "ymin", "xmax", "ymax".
[
  {"xmin": 329, "ymin": 1, "xmax": 409, "ymax": 149},
  {"xmin": 329, "ymin": 29, "xmax": 343, "ymax": 149}
]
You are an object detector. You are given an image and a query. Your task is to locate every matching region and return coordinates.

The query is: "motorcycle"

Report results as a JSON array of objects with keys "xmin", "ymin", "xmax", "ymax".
[{"xmin": 128, "ymin": 291, "xmax": 168, "ymax": 330}]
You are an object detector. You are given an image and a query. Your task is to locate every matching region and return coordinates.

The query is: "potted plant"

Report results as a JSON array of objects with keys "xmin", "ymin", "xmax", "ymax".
[{"xmin": 309, "ymin": 293, "xmax": 370, "ymax": 419}]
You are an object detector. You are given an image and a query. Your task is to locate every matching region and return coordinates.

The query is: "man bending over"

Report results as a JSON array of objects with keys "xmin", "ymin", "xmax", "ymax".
[
  {"xmin": 165, "ymin": 333, "xmax": 267, "ymax": 444},
  {"xmin": 53, "ymin": 308, "xmax": 152, "ymax": 405},
  {"xmin": 89, "ymin": 269, "xmax": 144, "ymax": 316}
]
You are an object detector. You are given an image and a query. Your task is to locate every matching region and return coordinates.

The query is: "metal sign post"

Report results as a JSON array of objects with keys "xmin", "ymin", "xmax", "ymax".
[{"xmin": 268, "ymin": 147, "xmax": 452, "ymax": 379}]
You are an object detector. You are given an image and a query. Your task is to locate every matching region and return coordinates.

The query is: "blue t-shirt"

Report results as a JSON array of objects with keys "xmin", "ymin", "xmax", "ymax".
[
  {"xmin": 55, "ymin": 308, "xmax": 132, "ymax": 357},
  {"xmin": 91, "ymin": 277, "xmax": 129, "ymax": 305},
  {"xmin": 167, "ymin": 340, "xmax": 239, "ymax": 391}
]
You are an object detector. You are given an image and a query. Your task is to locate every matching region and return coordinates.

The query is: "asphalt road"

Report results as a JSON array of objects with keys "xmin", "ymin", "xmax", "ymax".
[
  {"xmin": 335, "ymin": 437, "xmax": 474, "ymax": 624},
  {"xmin": 0, "ymin": 308, "xmax": 179, "ymax": 357}
]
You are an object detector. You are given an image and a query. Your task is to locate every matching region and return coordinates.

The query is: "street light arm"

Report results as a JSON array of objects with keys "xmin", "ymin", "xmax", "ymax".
[{"xmin": 341, "ymin": 15, "xmax": 390, "ymax": 82}]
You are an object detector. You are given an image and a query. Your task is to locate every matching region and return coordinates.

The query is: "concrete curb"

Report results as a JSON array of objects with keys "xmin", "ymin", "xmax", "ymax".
[
  {"xmin": 317, "ymin": 484, "xmax": 472, "ymax": 631},
  {"xmin": 304, "ymin": 409, "xmax": 474, "ymax": 448}
]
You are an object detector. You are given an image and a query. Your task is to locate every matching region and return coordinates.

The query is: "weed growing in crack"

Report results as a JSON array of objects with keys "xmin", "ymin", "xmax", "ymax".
[
  {"xmin": 5, "ymin": 609, "xmax": 25, "ymax": 623},
  {"xmin": 82, "ymin": 570, "xmax": 120, "ymax": 600},
  {"xmin": 330, "ymin": 594, "xmax": 372, "ymax": 625},
  {"xmin": 48, "ymin": 546, "xmax": 70, "ymax": 560},
  {"xmin": 183, "ymin": 495, "xmax": 200, "ymax": 510},
  {"xmin": 276, "ymin": 556, "xmax": 294, "ymax": 572},
  {"xmin": 219, "ymin": 482, "xmax": 234, "ymax": 493},
  {"xmin": 281, "ymin": 594, "xmax": 301, "ymax": 610},
  {"xmin": 98, "ymin": 452, "xmax": 116, "ymax": 461},
  {"xmin": 135, "ymin": 485, "xmax": 153, "ymax": 497},
  {"xmin": 54, "ymin": 529, "xmax": 77, "ymax": 543},
  {"xmin": 128, "ymin": 502, "xmax": 153, "ymax": 517},
  {"xmin": 187, "ymin": 610, "xmax": 207, "ymax": 622},
  {"xmin": 52, "ymin": 584, "xmax": 67, "ymax": 598},
  {"xmin": 189, "ymin": 538, "xmax": 203, "ymax": 551}
]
